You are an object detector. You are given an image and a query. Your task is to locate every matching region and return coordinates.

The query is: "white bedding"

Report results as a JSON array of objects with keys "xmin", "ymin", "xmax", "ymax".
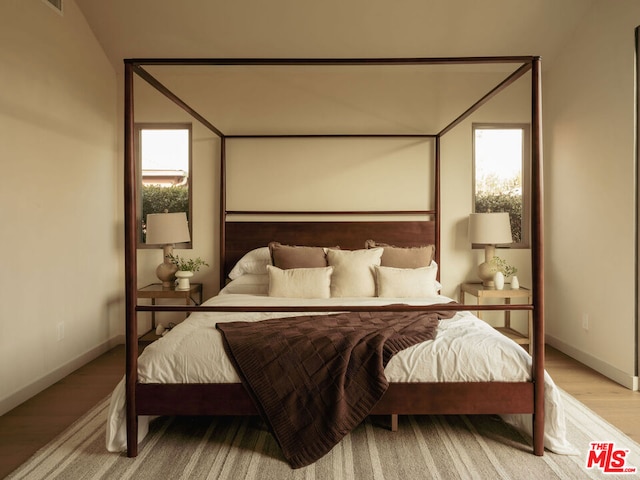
[{"xmin": 106, "ymin": 291, "xmax": 576, "ymax": 455}]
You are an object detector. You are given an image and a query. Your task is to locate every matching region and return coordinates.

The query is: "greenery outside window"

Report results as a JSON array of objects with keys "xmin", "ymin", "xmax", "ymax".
[
  {"xmin": 473, "ymin": 123, "xmax": 530, "ymax": 247},
  {"xmin": 136, "ymin": 123, "xmax": 192, "ymax": 248}
]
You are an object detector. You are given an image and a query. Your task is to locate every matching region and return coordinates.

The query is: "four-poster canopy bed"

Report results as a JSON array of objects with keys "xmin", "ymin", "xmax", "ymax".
[{"xmin": 112, "ymin": 56, "xmax": 561, "ymax": 467}]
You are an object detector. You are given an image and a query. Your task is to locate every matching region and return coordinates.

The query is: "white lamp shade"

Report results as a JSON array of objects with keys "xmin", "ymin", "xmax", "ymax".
[
  {"xmin": 145, "ymin": 212, "xmax": 191, "ymax": 245},
  {"xmin": 468, "ymin": 212, "xmax": 513, "ymax": 245}
]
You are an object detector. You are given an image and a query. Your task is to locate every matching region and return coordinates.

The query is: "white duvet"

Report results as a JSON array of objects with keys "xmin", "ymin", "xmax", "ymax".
[{"xmin": 106, "ymin": 291, "xmax": 576, "ymax": 455}]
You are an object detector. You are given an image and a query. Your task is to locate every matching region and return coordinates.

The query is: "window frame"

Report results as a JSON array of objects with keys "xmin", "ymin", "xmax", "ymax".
[
  {"xmin": 472, "ymin": 122, "xmax": 531, "ymax": 249},
  {"xmin": 135, "ymin": 122, "xmax": 193, "ymax": 249}
]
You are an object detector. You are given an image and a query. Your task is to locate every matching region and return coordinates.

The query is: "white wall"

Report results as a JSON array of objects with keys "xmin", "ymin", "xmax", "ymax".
[
  {"xmin": 544, "ymin": 1, "xmax": 639, "ymax": 389},
  {"xmin": 0, "ymin": 0, "xmax": 121, "ymax": 414},
  {"xmin": 441, "ymin": 75, "xmax": 532, "ymax": 332},
  {"xmin": 226, "ymin": 137, "xmax": 434, "ymax": 212},
  {"xmin": 132, "ymin": 76, "xmax": 220, "ymax": 330}
]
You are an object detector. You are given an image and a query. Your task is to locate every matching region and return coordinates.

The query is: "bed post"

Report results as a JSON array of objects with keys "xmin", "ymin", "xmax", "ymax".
[
  {"xmin": 531, "ymin": 56, "xmax": 545, "ymax": 456},
  {"xmin": 124, "ymin": 60, "xmax": 139, "ymax": 458},
  {"xmin": 220, "ymin": 136, "xmax": 227, "ymax": 288},
  {"xmin": 435, "ymin": 135, "xmax": 441, "ymax": 268}
]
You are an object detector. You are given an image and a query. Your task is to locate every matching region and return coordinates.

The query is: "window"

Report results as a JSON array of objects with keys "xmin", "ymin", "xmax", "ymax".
[
  {"xmin": 473, "ymin": 123, "xmax": 530, "ymax": 247},
  {"xmin": 136, "ymin": 123, "xmax": 192, "ymax": 247}
]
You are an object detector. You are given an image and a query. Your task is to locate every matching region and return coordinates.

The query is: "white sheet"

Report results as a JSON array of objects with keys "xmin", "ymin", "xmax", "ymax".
[{"xmin": 106, "ymin": 292, "xmax": 576, "ymax": 455}]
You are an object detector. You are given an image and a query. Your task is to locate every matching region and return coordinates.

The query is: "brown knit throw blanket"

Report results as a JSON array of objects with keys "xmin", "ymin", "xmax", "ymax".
[{"xmin": 217, "ymin": 309, "xmax": 455, "ymax": 468}]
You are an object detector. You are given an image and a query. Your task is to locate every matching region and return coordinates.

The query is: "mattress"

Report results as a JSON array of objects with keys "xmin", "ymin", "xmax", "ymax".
[{"xmin": 106, "ymin": 291, "xmax": 576, "ymax": 455}]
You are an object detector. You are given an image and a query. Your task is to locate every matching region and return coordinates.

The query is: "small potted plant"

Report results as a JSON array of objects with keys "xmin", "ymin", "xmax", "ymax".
[
  {"xmin": 490, "ymin": 256, "xmax": 518, "ymax": 290},
  {"xmin": 166, "ymin": 254, "xmax": 208, "ymax": 290}
]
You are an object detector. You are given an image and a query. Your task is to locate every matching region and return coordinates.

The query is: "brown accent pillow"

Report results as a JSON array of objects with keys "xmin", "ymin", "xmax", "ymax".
[
  {"xmin": 268, "ymin": 242, "xmax": 328, "ymax": 269},
  {"xmin": 365, "ymin": 239, "xmax": 435, "ymax": 268}
]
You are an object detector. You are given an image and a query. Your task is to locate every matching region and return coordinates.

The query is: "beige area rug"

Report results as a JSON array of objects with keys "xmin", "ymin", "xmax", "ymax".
[{"xmin": 7, "ymin": 390, "xmax": 640, "ymax": 480}]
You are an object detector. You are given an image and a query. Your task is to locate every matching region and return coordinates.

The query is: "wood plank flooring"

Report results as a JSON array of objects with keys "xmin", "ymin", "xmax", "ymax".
[
  {"xmin": 544, "ymin": 346, "xmax": 640, "ymax": 443},
  {"xmin": 0, "ymin": 345, "xmax": 638, "ymax": 478},
  {"xmin": 0, "ymin": 346, "xmax": 125, "ymax": 479}
]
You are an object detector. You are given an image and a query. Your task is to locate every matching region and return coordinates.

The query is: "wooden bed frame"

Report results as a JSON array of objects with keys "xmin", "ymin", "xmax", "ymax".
[{"xmin": 124, "ymin": 57, "xmax": 545, "ymax": 459}]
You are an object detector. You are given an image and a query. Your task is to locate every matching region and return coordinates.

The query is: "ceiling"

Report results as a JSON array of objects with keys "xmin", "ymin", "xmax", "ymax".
[
  {"xmin": 75, "ymin": 0, "xmax": 595, "ymax": 69},
  {"xmin": 133, "ymin": 60, "xmax": 530, "ymax": 135},
  {"xmin": 75, "ymin": 0, "xmax": 596, "ymax": 135}
]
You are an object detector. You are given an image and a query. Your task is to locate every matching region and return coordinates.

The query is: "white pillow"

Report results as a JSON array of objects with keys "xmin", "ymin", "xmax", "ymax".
[
  {"xmin": 267, "ymin": 265, "xmax": 333, "ymax": 299},
  {"xmin": 228, "ymin": 247, "xmax": 272, "ymax": 279},
  {"xmin": 326, "ymin": 248, "xmax": 383, "ymax": 297},
  {"xmin": 375, "ymin": 263, "xmax": 439, "ymax": 298},
  {"xmin": 228, "ymin": 273, "xmax": 269, "ymax": 285},
  {"xmin": 219, "ymin": 274, "xmax": 269, "ymax": 295}
]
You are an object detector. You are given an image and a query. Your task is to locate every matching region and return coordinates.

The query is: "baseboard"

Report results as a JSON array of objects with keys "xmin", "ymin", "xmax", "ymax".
[
  {"xmin": 546, "ymin": 335, "xmax": 639, "ymax": 391},
  {"xmin": 0, "ymin": 335, "xmax": 125, "ymax": 416}
]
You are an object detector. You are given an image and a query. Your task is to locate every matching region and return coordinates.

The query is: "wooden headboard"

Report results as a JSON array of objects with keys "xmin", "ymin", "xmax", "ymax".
[{"xmin": 222, "ymin": 219, "xmax": 436, "ymax": 283}]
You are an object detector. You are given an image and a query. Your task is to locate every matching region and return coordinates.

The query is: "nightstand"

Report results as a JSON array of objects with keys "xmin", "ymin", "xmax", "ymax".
[
  {"xmin": 459, "ymin": 282, "xmax": 532, "ymax": 352},
  {"xmin": 137, "ymin": 283, "xmax": 203, "ymax": 342}
]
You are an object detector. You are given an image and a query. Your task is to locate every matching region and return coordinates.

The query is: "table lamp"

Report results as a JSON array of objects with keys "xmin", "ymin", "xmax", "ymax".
[
  {"xmin": 145, "ymin": 211, "xmax": 191, "ymax": 287},
  {"xmin": 468, "ymin": 212, "xmax": 513, "ymax": 287}
]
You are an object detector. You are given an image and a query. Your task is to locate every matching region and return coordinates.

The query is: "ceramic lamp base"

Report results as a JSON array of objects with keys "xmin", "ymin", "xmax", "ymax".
[
  {"xmin": 477, "ymin": 261, "xmax": 495, "ymax": 287},
  {"xmin": 477, "ymin": 244, "xmax": 497, "ymax": 287},
  {"xmin": 156, "ymin": 244, "xmax": 178, "ymax": 288}
]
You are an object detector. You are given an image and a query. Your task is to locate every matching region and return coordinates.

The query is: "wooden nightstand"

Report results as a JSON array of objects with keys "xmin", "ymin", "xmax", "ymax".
[
  {"xmin": 137, "ymin": 283, "xmax": 203, "ymax": 342},
  {"xmin": 459, "ymin": 282, "xmax": 532, "ymax": 352}
]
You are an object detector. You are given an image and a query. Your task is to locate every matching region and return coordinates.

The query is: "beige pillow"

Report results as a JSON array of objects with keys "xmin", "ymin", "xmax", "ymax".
[
  {"xmin": 326, "ymin": 248, "xmax": 383, "ymax": 297},
  {"xmin": 365, "ymin": 240, "xmax": 435, "ymax": 268},
  {"xmin": 267, "ymin": 265, "xmax": 333, "ymax": 298},
  {"xmin": 268, "ymin": 242, "xmax": 328, "ymax": 269},
  {"xmin": 375, "ymin": 264, "xmax": 439, "ymax": 298}
]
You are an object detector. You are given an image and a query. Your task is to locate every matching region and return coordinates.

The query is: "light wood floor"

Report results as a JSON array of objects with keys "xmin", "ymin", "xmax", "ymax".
[
  {"xmin": 0, "ymin": 346, "xmax": 125, "ymax": 479},
  {"xmin": 0, "ymin": 345, "xmax": 638, "ymax": 478},
  {"xmin": 544, "ymin": 346, "xmax": 640, "ymax": 442}
]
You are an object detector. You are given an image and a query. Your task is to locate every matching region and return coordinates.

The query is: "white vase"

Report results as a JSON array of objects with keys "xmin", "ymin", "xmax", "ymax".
[
  {"xmin": 175, "ymin": 270, "xmax": 193, "ymax": 290},
  {"xmin": 493, "ymin": 271, "xmax": 505, "ymax": 290},
  {"xmin": 511, "ymin": 275, "xmax": 520, "ymax": 289}
]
